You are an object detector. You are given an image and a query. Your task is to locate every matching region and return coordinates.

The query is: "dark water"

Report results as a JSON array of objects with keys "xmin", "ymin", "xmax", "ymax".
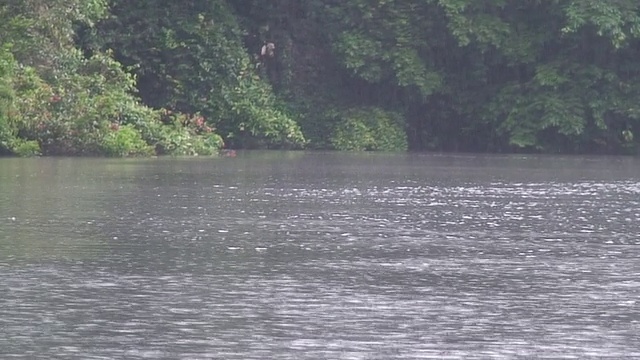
[{"xmin": 1, "ymin": 152, "xmax": 639, "ymax": 359}]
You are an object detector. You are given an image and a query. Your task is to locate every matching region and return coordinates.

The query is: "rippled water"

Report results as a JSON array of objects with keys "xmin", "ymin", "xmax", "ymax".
[{"xmin": 1, "ymin": 153, "xmax": 640, "ymax": 359}]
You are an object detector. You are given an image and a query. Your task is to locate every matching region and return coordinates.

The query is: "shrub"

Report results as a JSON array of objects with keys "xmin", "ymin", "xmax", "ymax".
[
  {"xmin": 11, "ymin": 139, "xmax": 41, "ymax": 157},
  {"xmin": 329, "ymin": 107, "xmax": 408, "ymax": 151},
  {"xmin": 0, "ymin": 48, "xmax": 15, "ymax": 154},
  {"xmin": 100, "ymin": 125, "xmax": 153, "ymax": 157},
  {"xmin": 1, "ymin": 1, "xmax": 224, "ymax": 157},
  {"xmin": 192, "ymin": 133, "xmax": 224, "ymax": 156},
  {"xmin": 7, "ymin": 51, "xmax": 144, "ymax": 155},
  {"xmin": 134, "ymin": 111, "xmax": 224, "ymax": 156},
  {"xmin": 5, "ymin": 49, "xmax": 224, "ymax": 157}
]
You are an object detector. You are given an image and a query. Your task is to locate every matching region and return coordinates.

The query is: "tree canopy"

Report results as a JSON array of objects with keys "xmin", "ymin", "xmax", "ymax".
[{"xmin": 2, "ymin": 0, "xmax": 640, "ymax": 155}]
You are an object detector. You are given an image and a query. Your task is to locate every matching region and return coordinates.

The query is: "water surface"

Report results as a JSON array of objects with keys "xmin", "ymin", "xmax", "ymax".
[{"xmin": 1, "ymin": 152, "xmax": 639, "ymax": 359}]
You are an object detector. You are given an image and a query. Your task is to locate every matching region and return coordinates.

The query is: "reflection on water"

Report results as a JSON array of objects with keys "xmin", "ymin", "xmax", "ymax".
[{"xmin": 1, "ymin": 153, "xmax": 640, "ymax": 359}]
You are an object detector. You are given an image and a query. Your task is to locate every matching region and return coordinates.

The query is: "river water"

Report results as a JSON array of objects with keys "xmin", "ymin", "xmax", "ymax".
[{"xmin": 0, "ymin": 152, "xmax": 639, "ymax": 359}]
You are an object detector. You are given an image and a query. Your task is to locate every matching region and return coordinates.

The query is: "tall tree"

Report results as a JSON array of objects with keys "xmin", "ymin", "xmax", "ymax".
[{"xmin": 94, "ymin": 0, "xmax": 304, "ymax": 148}]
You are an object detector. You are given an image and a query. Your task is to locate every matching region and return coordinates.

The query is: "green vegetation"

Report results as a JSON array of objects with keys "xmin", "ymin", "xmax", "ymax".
[
  {"xmin": 2, "ymin": 0, "xmax": 640, "ymax": 156},
  {"xmin": 329, "ymin": 107, "xmax": 407, "ymax": 151},
  {"xmin": 0, "ymin": 0, "xmax": 232, "ymax": 156}
]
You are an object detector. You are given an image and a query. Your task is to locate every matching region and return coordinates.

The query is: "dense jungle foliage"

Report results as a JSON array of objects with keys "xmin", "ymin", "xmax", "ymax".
[{"xmin": 2, "ymin": 0, "xmax": 640, "ymax": 155}]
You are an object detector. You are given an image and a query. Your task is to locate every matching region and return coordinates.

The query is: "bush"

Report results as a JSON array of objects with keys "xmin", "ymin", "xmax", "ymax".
[
  {"xmin": 7, "ymin": 51, "xmax": 147, "ymax": 155},
  {"xmin": 10, "ymin": 139, "xmax": 41, "ymax": 157},
  {"xmin": 100, "ymin": 125, "xmax": 153, "ymax": 157},
  {"xmin": 192, "ymin": 133, "xmax": 225, "ymax": 156},
  {"xmin": 0, "ymin": 1, "xmax": 225, "ymax": 157},
  {"xmin": 5, "ymin": 49, "xmax": 224, "ymax": 157},
  {"xmin": 329, "ymin": 107, "xmax": 408, "ymax": 151},
  {"xmin": 131, "ymin": 110, "xmax": 224, "ymax": 156},
  {"xmin": 0, "ymin": 45, "xmax": 16, "ymax": 154}
]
